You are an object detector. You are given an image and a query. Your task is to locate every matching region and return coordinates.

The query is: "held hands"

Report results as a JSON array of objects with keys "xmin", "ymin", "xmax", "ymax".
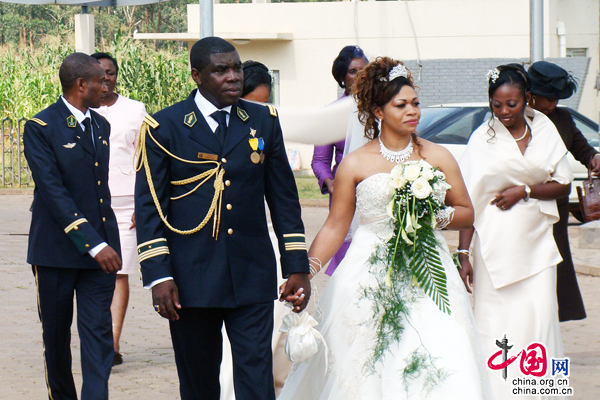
[
  {"xmin": 279, "ymin": 273, "xmax": 311, "ymax": 313},
  {"xmin": 94, "ymin": 246, "xmax": 122, "ymax": 273},
  {"xmin": 490, "ymin": 185, "xmax": 527, "ymax": 211},
  {"xmin": 152, "ymin": 280, "xmax": 181, "ymax": 321},
  {"xmin": 457, "ymin": 253, "xmax": 473, "ymax": 294}
]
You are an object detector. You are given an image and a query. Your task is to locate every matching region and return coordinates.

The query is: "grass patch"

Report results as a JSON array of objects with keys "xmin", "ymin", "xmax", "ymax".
[{"xmin": 295, "ymin": 177, "xmax": 326, "ymax": 200}]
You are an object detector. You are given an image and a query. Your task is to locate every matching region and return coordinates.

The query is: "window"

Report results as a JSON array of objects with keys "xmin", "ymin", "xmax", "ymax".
[{"xmin": 567, "ymin": 48, "xmax": 587, "ymax": 58}]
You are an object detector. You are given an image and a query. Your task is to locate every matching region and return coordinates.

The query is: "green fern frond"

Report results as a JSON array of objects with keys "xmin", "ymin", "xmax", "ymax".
[{"xmin": 409, "ymin": 228, "xmax": 451, "ymax": 315}]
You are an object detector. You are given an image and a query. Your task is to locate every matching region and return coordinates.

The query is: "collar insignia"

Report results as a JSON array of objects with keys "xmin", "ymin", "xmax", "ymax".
[
  {"xmin": 63, "ymin": 143, "xmax": 76, "ymax": 149},
  {"xmin": 66, "ymin": 115, "xmax": 77, "ymax": 128},
  {"xmin": 237, "ymin": 108, "xmax": 249, "ymax": 122},
  {"xmin": 184, "ymin": 112, "xmax": 197, "ymax": 128}
]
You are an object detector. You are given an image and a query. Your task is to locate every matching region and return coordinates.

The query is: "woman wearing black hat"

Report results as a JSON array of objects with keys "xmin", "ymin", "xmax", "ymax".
[{"xmin": 528, "ymin": 61, "xmax": 600, "ymax": 322}]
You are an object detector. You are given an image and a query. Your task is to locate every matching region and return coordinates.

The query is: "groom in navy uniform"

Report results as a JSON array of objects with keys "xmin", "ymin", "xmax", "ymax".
[
  {"xmin": 135, "ymin": 37, "xmax": 310, "ymax": 399},
  {"xmin": 23, "ymin": 53, "xmax": 122, "ymax": 400}
]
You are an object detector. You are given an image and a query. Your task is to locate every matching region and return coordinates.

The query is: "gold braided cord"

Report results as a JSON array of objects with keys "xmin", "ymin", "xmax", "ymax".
[{"xmin": 134, "ymin": 121, "xmax": 224, "ymax": 237}]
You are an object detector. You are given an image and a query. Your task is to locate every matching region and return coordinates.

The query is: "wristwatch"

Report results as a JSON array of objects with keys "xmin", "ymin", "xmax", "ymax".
[{"xmin": 524, "ymin": 185, "xmax": 531, "ymax": 202}]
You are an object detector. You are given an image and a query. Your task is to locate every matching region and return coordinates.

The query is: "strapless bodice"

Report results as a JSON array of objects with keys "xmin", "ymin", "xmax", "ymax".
[{"xmin": 355, "ymin": 173, "xmax": 392, "ymax": 226}]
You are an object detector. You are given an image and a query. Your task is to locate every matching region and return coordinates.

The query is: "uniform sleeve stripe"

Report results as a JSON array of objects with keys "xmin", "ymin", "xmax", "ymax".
[
  {"xmin": 138, "ymin": 247, "xmax": 170, "ymax": 263},
  {"xmin": 64, "ymin": 218, "xmax": 87, "ymax": 233},
  {"xmin": 284, "ymin": 244, "xmax": 307, "ymax": 251},
  {"xmin": 283, "ymin": 234, "xmax": 306, "ymax": 245},
  {"xmin": 137, "ymin": 238, "xmax": 168, "ymax": 250}
]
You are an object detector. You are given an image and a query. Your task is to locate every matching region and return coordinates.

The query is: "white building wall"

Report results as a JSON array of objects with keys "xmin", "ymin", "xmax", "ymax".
[{"xmin": 182, "ymin": 0, "xmax": 600, "ymax": 169}]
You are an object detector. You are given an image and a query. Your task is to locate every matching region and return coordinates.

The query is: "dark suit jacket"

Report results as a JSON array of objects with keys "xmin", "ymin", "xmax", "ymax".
[
  {"xmin": 548, "ymin": 107, "xmax": 598, "ymax": 206},
  {"xmin": 135, "ymin": 90, "xmax": 309, "ymax": 308},
  {"xmin": 547, "ymin": 106, "xmax": 592, "ymax": 321},
  {"xmin": 24, "ymin": 98, "xmax": 121, "ymax": 269}
]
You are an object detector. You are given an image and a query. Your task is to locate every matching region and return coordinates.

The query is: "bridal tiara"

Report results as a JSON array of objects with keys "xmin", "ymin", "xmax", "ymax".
[{"xmin": 380, "ymin": 64, "xmax": 408, "ymax": 82}]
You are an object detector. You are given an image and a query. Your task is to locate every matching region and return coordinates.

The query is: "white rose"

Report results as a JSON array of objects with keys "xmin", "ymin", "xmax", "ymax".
[
  {"xmin": 420, "ymin": 160, "xmax": 434, "ymax": 170},
  {"xmin": 412, "ymin": 177, "xmax": 433, "ymax": 199},
  {"xmin": 421, "ymin": 167, "xmax": 434, "ymax": 180},
  {"xmin": 390, "ymin": 164, "xmax": 404, "ymax": 177},
  {"xmin": 390, "ymin": 174, "xmax": 407, "ymax": 190},
  {"xmin": 434, "ymin": 170, "xmax": 446, "ymax": 179},
  {"xmin": 403, "ymin": 164, "xmax": 421, "ymax": 181},
  {"xmin": 388, "ymin": 165, "xmax": 407, "ymax": 190}
]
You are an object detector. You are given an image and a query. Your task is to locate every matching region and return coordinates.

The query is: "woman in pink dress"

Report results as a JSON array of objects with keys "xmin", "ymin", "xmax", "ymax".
[{"xmin": 92, "ymin": 53, "xmax": 146, "ymax": 366}]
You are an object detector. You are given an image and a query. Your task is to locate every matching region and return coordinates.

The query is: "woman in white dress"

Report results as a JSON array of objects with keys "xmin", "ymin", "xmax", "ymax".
[
  {"xmin": 278, "ymin": 57, "xmax": 492, "ymax": 400},
  {"xmin": 91, "ymin": 52, "xmax": 147, "ymax": 366},
  {"xmin": 458, "ymin": 64, "xmax": 571, "ymax": 400}
]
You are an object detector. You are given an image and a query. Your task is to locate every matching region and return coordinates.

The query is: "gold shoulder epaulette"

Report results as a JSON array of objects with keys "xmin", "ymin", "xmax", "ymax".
[
  {"xmin": 267, "ymin": 105, "xmax": 278, "ymax": 118},
  {"xmin": 30, "ymin": 118, "xmax": 47, "ymax": 126},
  {"xmin": 144, "ymin": 114, "xmax": 160, "ymax": 129}
]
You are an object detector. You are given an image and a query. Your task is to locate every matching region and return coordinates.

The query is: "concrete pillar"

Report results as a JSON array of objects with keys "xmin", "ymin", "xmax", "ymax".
[
  {"xmin": 200, "ymin": 0, "xmax": 214, "ymax": 38},
  {"xmin": 530, "ymin": 0, "xmax": 544, "ymax": 62},
  {"xmin": 75, "ymin": 13, "xmax": 95, "ymax": 55}
]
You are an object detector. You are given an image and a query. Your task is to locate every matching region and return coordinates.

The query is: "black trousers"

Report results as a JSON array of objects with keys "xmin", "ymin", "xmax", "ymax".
[
  {"xmin": 34, "ymin": 266, "xmax": 116, "ymax": 400},
  {"xmin": 169, "ymin": 302, "xmax": 275, "ymax": 400},
  {"xmin": 553, "ymin": 201, "xmax": 587, "ymax": 322}
]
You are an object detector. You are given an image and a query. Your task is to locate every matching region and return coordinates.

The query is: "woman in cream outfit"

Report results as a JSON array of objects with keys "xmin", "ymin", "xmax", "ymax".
[
  {"xmin": 92, "ymin": 52, "xmax": 146, "ymax": 366},
  {"xmin": 458, "ymin": 64, "xmax": 572, "ymax": 400}
]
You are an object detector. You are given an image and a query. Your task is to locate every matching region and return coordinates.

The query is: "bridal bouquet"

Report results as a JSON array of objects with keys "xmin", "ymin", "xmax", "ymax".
[{"xmin": 364, "ymin": 160, "xmax": 453, "ymax": 380}]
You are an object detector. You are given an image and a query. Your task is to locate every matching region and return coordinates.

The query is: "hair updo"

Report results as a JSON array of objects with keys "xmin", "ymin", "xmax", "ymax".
[
  {"xmin": 332, "ymin": 45, "xmax": 368, "ymax": 89},
  {"xmin": 486, "ymin": 63, "xmax": 531, "ymax": 139},
  {"xmin": 353, "ymin": 57, "xmax": 417, "ymax": 141},
  {"xmin": 488, "ymin": 63, "xmax": 530, "ymax": 109}
]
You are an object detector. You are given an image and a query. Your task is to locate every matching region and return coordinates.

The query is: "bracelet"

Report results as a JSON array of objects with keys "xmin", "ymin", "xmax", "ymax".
[
  {"xmin": 309, "ymin": 257, "xmax": 322, "ymax": 277},
  {"xmin": 455, "ymin": 249, "xmax": 470, "ymax": 256},
  {"xmin": 523, "ymin": 185, "xmax": 531, "ymax": 202}
]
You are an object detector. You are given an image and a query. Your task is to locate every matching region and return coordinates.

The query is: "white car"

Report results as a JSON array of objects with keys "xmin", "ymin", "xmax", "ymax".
[{"xmin": 417, "ymin": 103, "xmax": 600, "ymax": 222}]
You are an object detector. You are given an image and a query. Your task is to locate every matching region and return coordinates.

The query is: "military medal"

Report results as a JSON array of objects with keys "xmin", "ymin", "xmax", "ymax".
[
  {"xmin": 249, "ymin": 137, "xmax": 260, "ymax": 164},
  {"xmin": 258, "ymin": 137, "xmax": 265, "ymax": 164}
]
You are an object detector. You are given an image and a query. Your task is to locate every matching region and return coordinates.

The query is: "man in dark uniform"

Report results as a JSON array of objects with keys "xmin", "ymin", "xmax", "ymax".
[
  {"xmin": 135, "ymin": 37, "xmax": 310, "ymax": 399},
  {"xmin": 23, "ymin": 53, "xmax": 122, "ymax": 400}
]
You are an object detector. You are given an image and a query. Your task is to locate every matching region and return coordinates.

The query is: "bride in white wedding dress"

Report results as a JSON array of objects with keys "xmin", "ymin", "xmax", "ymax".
[{"xmin": 278, "ymin": 58, "xmax": 493, "ymax": 400}]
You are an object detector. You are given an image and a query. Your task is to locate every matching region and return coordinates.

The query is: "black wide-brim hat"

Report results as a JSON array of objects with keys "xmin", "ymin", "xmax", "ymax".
[{"xmin": 528, "ymin": 61, "xmax": 578, "ymax": 100}]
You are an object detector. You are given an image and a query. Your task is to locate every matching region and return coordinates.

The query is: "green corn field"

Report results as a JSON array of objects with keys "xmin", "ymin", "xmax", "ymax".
[
  {"xmin": 1, "ymin": 32, "xmax": 194, "ymax": 187},
  {"xmin": 1, "ymin": 32, "xmax": 194, "ymax": 119}
]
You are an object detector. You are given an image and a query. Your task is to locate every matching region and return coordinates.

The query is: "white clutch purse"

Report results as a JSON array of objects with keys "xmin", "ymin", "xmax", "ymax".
[{"xmin": 279, "ymin": 311, "xmax": 328, "ymax": 364}]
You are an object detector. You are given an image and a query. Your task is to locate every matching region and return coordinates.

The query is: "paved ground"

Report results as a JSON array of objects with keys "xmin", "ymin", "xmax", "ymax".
[{"xmin": 0, "ymin": 193, "xmax": 598, "ymax": 399}]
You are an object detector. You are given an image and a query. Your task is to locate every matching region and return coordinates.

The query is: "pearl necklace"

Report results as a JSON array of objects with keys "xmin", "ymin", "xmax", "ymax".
[
  {"xmin": 514, "ymin": 124, "xmax": 529, "ymax": 142},
  {"xmin": 379, "ymin": 137, "xmax": 413, "ymax": 163}
]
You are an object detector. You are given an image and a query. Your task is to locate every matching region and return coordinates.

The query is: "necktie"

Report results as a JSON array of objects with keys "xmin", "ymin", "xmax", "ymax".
[
  {"xmin": 211, "ymin": 111, "xmax": 228, "ymax": 146},
  {"xmin": 82, "ymin": 117, "xmax": 95, "ymax": 153}
]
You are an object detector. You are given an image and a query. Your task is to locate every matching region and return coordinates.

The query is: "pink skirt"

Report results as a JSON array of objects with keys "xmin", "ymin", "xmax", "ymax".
[{"xmin": 111, "ymin": 195, "xmax": 139, "ymax": 275}]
